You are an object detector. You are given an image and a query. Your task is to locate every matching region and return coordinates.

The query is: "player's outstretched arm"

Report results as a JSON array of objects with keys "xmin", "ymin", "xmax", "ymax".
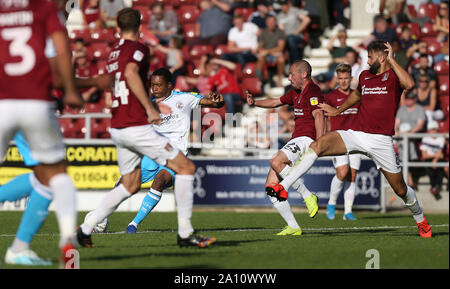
[
  {"xmin": 199, "ymin": 92, "xmax": 225, "ymax": 108},
  {"xmin": 312, "ymin": 109, "xmax": 326, "ymax": 139},
  {"xmin": 246, "ymin": 90, "xmax": 284, "ymax": 108},
  {"xmin": 124, "ymin": 62, "xmax": 161, "ymax": 125}
]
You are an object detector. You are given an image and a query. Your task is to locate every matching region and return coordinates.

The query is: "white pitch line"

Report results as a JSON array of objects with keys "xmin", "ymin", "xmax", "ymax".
[{"xmin": 0, "ymin": 224, "xmax": 448, "ymax": 238}]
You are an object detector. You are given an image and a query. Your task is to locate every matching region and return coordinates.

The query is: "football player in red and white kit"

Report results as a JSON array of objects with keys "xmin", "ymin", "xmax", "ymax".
[
  {"xmin": 246, "ymin": 60, "xmax": 325, "ymax": 236},
  {"xmin": 77, "ymin": 8, "xmax": 216, "ymax": 248},
  {"xmin": 0, "ymin": 0, "xmax": 84, "ymax": 264},
  {"xmin": 271, "ymin": 40, "xmax": 432, "ymax": 238},
  {"xmin": 324, "ymin": 63, "xmax": 361, "ymax": 221}
]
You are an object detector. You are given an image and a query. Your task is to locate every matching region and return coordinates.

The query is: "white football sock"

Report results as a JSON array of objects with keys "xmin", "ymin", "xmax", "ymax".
[
  {"xmin": 279, "ymin": 165, "xmax": 312, "ymax": 199},
  {"xmin": 49, "ymin": 173, "xmax": 77, "ymax": 247},
  {"xmin": 174, "ymin": 175, "xmax": 195, "ymax": 238},
  {"xmin": 81, "ymin": 184, "xmax": 131, "ymax": 235},
  {"xmin": 401, "ymin": 186, "xmax": 424, "ymax": 223},
  {"xmin": 280, "ymin": 148, "xmax": 318, "ymax": 190},
  {"xmin": 269, "ymin": 196, "xmax": 299, "ymax": 229},
  {"xmin": 329, "ymin": 175, "xmax": 344, "ymax": 205},
  {"xmin": 344, "ymin": 182, "xmax": 356, "ymax": 214}
]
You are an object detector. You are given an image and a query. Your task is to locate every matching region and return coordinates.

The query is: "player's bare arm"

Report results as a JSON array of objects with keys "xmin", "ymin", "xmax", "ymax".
[
  {"xmin": 384, "ymin": 42, "xmax": 415, "ymax": 90},
  {"xmin": 199, "ymin": 92, "xmax": 225, "ymax": 108},
  {"xmin": 50, "ymin": 30, "xmax": 83, "ymax": 108},
  {"xmin": 246, "ymin": 90, "xmax": 284, "ymax": 108},
  {"xmin": 124, "ymin": 62, "xmax": 161, "ymax": 125},
  {"xmin": 319, "ymin": 89, "xmax": 361, "ymax": 117},
  {"xmin": 312, "ymin": 109, "xmax": 326, "ymax": 139}
]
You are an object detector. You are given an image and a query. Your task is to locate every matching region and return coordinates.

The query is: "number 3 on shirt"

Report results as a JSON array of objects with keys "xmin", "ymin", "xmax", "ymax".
[
  {"xmin": 2, "ymin": 27, "xmax": 36, "ymax": 76},
  {"xmin": 112, "ymin": 72, "xmax": 129, "ymax": 108}
]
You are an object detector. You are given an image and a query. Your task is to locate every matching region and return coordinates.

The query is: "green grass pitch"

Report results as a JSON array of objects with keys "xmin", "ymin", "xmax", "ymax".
[{"xmin": 0, "ymin": 210, "xmax": 448, "ymax": 269}]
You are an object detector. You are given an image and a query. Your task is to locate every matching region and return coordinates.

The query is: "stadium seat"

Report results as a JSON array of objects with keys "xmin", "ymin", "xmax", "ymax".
[
  {"xmin": 182, "ymin": 23, "xmax": 198, "ymax": 40},
  {"xmin": 407, "ymin": 4, "xmax": 417, "ymax": 18},
  {"xmin": 395, "ymin": 22, "xmax": 420, "ymax": 38},
  {"xmin": 214, "ymin": 44, "xmax": 228, "ymax": 57},
  {"xmin": 434, "ymin": 61, "xmax": 449, "ymax": 75},
  {"xmin": 89, "ymin": 28, "xmax": 117, "ymax": 45},
  {"xmin": 91, "ymin": 118, "xmax": 111, "ymax": 139},
  {"xmin": 422, "ymin": 37, "xmax": 444, "ymax": 56},
  {"xmin": 185, "ymin": 59, "xmax": 201, "ymax": 77},
  {"xmin": 87, "ymin": 42, "xmax": 111, "ymax": 61},
  {"xmin": 439, "ymin": 95, "xmax": 449, "ymax": 116},
  {"xmin": 69, "ymin": 29, "xmax": 91, "ymax": 44},
  {"xmin": 59, "ymin": 118, "xmax": 85, "ymax": 139},
  {"xmin": 417, "ymin": 3, "xmax": 439, "ymax": 19},
  {"xmin": 240, "ymin": 77, "xmax": 262, "ymax": 96},
  {"xmin": 83, "ymin": 102, "xmax": 104, "ymax": 113},
  {"xmin": 242, "ymin": 62, "xmax": 257, "ymax": 78},
  {"xmin": 177, "ymin": 5, "xmax": 201, "ymax": 24},
  {"xmin": 420, "ymin": 22, "xmax": 438, "ymax": 38},
  {"xmin": 96, "ymin": 60, "xmax": 108, "ymax": 75},
  {"xmin": 234, "ymin": 7, "xmax": 255, "ymax": 21},
  {"xmin": 132, "ymin": 0, "xmax": 156, "ymax": 7},
  {"xmin": 438, "ymin": 75, "xmax": 449, "ymax": 95},
  {"xmin": 190, "ymin": 44, "xmax": 214, "ymax": 59},
  {"xmin": 201, "ymin": 106, "xmax": 226, "ymax": 121},
  {"xmin": 172, "ymin": 0, "xmax": 200, "ymax": 7},
  {"xmin": 134, "ymin": 5, "xmax": 152, "ymax": 24}
]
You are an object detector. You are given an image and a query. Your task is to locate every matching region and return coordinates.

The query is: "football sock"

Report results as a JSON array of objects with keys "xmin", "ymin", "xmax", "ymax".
[
  {"xmin": 344, "ymin": 182, "xmax": 356, "ymax": 214},
  {"xmin": 81, "ymin": 184, "xmax": 131, "ymax": 235},
  {"xmin": 13, "ymin": 186, "xmax": 52, "ymax": 252},
  {"xmin": 329, "ymin": 175, "xmax": 344, "ymax": 206},
  {"xmin": 49, "ymin": 174, "xmax": 78, "ymax": 247},
  {"xmin": 401, "ymin": 186, "xmax": 424, "ymax": 223},
  {"xmin": 0, "ymin": 173, "xmax": 33, "ymax": 202},
  {"xmin": 279, "ymin": 165, "xmax": 312, "ymax": 199},
  {"xmin": 174, "ymin": 175, "xmax": 195, "ymax": 238},
  {"xmin": 131, "ymin": 188, "xmax": 162, "ymax": 226},
  {"xmin": 280, "ymin": 148, "xmax": 318, "ymax": 191},
  {"xmin": 270, "ymin": 196, "xmax": 299, "ymax": 229}
]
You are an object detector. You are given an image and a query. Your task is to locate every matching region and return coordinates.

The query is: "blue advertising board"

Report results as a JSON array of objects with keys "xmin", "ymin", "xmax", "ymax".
[{"xmin": 192, "ymin": 158, "xmax": 381, "ymax": 209}]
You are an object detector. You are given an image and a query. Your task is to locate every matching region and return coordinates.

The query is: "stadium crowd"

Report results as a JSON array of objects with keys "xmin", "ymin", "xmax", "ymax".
[{"xmin": 63, "ymin": 0, "xmax": 448, "ymax": 197}]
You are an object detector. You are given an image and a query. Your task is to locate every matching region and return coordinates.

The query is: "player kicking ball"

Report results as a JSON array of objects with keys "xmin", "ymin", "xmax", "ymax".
[
  {"xmin": 110, "ymin": 68, "xmax": 224, "ymax": 235},
  {"xmin": 246, "ymin": 60, "xmax": 325, "ymax": 236},
  {"xmin": 267, "ymin": 40, "xmax": 432, "ymax": 238},
  {"xmin": 77, "ymin": 8, "xmax": 216, "ymax": 248},
  {"xmin": 324, "ymin": 64, "xmax": 361, "ymax": 221}
]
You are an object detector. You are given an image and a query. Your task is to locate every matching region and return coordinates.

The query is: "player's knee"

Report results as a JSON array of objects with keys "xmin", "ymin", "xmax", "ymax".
[
  {"xmin": 336, "ymin": 169, "xmax": 348, "ymax": 181},
  {"xmin": 269, "ymin": 157, "xmax": 282, "ymax": 172}
]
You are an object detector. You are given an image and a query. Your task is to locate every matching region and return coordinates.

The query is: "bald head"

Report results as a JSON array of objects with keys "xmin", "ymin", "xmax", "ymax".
[{"xmin": 292, "ymin": 60, "xmax": 312, "ymax": 79}]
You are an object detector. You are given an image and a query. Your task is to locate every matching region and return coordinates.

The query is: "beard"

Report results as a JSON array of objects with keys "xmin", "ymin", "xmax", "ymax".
[{"xmin": 369, "ymin": 60, "xmax": 381, "ymax": 75}]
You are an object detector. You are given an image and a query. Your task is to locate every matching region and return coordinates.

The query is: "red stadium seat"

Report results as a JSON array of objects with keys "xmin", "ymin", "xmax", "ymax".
[
  {"xmin": 214, "ymin": 44, "xmax": 228, "ymax": 57},
  {"xmin": 438, "ymin": 75, "xmax": 449, "ymax": 95},
  {"xmin": 201, "ymin": 106, "xmax": 226, "ymax": 121},
  {"xmin": 182, "ymin": 23, "xmax": 198, "ymax": 40},
  {"xmin": 407, "ymin": 5, "xmax": 417, "ymax": 18},
  {"xmin": 87, "ymin": 42, "xmax": 112, "ymax": 60},
  {"xmin": 417, "ymin": 3, "xmax": 439, "ymax": 19},
  {"xmin": 134, "ymin": 5, "xmax": 152, "ymax": 24},
  {"xmin": 396, "ymin": 22, "xmax": 421, "ymax": 38},
  {"xmin": 242, "ymin": 62, "xmax": 257, "ymax": 78},
  {"xmin": 177, "ymin": 5, "xmax": 201, "ymax": 24},
  {"xmin": 439, "ymin": 95, "xmax": 449, "ymax": 115},
  {"xmin": 172, "ymin": 0, "xmax": 200, "ymax": 7},
  {"xmin": 69, "ymin": 29, "xmax": 91, "ymax": 44},
  {"xmin": 234, "ymin": 7, "xmax": 255, "ymax": 21},
  {"xmin": 190, "ymin": 44, "xmax": 214, "ymax": 59},
  {"xmin": 83, "ymin": 103, "xmax": 104, "ymax": 113},
  {"xmin": 59, "ymin": 118, "xmax": 85, "ymax": 138},
  {"xmin": 240, "ymin": 77, "xmax": 262, "ymax": 96},
  {"xmin": 91, "ymin": 118, "xmax": 111, "ymax": 139},
  {"xmin": 434, "ymin": 61, "xmax": 449, "ymax": 75},
  {"xmin": 132, "ymin": 0, "xmax": 156, "ymax": 7},
  {"xmin": 420, "ymin": 22, "xmax": 438, "ymax": 38},
  {"xmin": 89, "ymin": 28, "xmax": 117, "ymax": 44},
  {"xmin": 422, "ymin": 37, "xmax": 444, "ymax": 56}
]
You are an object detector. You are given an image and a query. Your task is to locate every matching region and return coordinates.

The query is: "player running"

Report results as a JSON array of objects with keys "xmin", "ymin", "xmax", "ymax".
[
  {"xmin": 77, "ymin": 8, "xmax": 216, "ymax": 248},
  {"xmin": 324, "ymin": 64, "xmax": 361, "ymax": 221},
  {"xmin": 268, "ymin": 40, "xmax": 433, "ymax": 238},
  {"xmin": 246, "ymin": 60, "xmax": 325, "ymax": 236},
  {"xmin": 120, "ymin": 67, "xmax": 224, "ymax": 234},
  {"xmin": 0, "ymin": 0, "xmax": 84, "ymax": 265}
]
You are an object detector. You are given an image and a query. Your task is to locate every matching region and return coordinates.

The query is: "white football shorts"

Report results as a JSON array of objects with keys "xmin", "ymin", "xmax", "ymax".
[
  {"xmin": 337, "ymin": 129, "xmax": 401, "ymax": 174},
  {"xmin": 332, "ymin": 154, "xmax": 362, "ymax": 170},
  {"xmin": 280, "ymin": 136, "xmax": 314, "ymax": 164},
  {"xmin": 110, "ymin": 124, "xmax": 179, "ymax": 176},
  {"xmin": 0, "ymin": 100, "xmax": 65, "ymax": 165}
]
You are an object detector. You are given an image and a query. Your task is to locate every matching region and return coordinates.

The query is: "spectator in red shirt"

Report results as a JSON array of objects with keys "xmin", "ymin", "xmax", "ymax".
[
  {"xmin": 74, "ymin": 51, "xmax": 101, "ymax": 102},
  {"xmin": 206, "ymin": 56, "xmax": 242, "ymax": 114},
  {"xmin": 81, "ymin": 0, "xmax": 104, "ymax": 29}
]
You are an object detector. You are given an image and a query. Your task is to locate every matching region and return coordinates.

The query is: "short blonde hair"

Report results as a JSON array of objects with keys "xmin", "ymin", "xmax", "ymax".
[{"xmin": 335, "ymin": 63, "xmax": 352, "ymax": 74}]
